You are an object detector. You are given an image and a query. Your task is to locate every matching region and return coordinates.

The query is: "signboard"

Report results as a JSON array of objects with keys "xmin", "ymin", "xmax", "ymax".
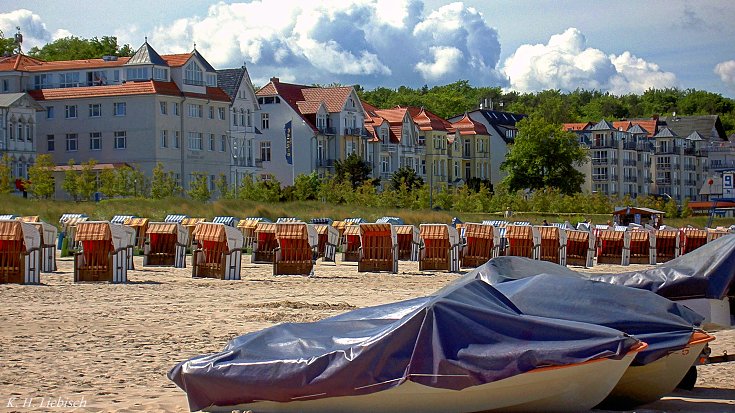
[
  {"xmin": 724, "ymin": 172, "xmax": 734, "ymax": 196},
  {"xmin": 284, "ymin": 120, "xmax": 293, "ymax": 165}
]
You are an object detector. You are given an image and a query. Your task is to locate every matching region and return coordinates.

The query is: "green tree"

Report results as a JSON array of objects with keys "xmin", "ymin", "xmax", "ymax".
[
  {"xmin": 334, "ymin": 153, "xmax": 374, "ymax": 189},
  {"xmin": 62, "ymin": 159, "xmax": 80, "ymax": 200},
  {"xmin": 98, "ymin": 168, "xmax": 117, "ymax": 198},
  {"xmin": 681, "ymin": 197, "xmax": 693, "ymax": 218},
  {"xmin": 215, "ymin": 173, "xmax": 233, "ymax": 199},
  {"xmin": 188, "ymin": 172, "xmax": 211, "ymax": 202},
  {"xmin": 0, "ymin": 29, "xmax": 18, "ymax": 56},
  {"xmin": 76, "ymin": 159, "xmax": 98, "ymax": 201},
  {"xmin": 150, "ymin": 162, "xmax": 180, "ymax": 199},
  {"xmin": 293, "ymin": 172, "xmax": 321, "ymax": 201},
  {"xmin": 664, "ymin": 197, "xmax": 679, "ymax": 218},
  {"xmin": 390, "ymin": 166, "xmax": 423, "ymax": 191},
  {"xmin": 26, "ymin": 154, "xmax": 56, "ymax": 199},
  {"xmin": 501, "ymin": 116, "xmax": 588, "ymax": 195},
  {"xmin": 28, "ymin": 35, "xmax": 133, "ymax": 61},
  {"xmin": 0, "ymin": 154, "xmax": 12, "ymax": 194},
  {"xmin": 130, "ymin": 166, "xmax": 149, "ymax": 197}
]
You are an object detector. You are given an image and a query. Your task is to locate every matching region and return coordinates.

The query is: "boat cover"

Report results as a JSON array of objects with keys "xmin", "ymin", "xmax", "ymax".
[
  {"xmin": 169, "ymin": 279, "xmax": 638, "ymax": 411},
  {"xmin": 590, "ymin": 234, "xmax": 735, "ymax": 300},
  {"xmin": 487, "ymin": 273, "xmax": 703, "ymax": 365}
]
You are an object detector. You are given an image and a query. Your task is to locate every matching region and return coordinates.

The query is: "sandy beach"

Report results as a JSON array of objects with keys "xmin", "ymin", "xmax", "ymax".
[{"xmin": 0, "ymin": 256, "xmax": 733, "ymax": 412}]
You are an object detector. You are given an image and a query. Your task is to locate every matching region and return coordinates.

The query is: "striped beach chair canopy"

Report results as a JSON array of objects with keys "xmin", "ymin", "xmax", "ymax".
[
  {"xmin": 512, "ymin": 221, "xmax": 531, "ymax": 226},
  {"xmin": 165, "ymin": 214, "xmax": 188, "ymax": 223},
  {"xmin": 59, "ymin": 213, "xmax": 87, "ymax": 224},
  {"xmin": 111, "ymin": 215, "xmax": 136, "ymax": 224},
  {"xmin": 238, "ymin": 217, "xmax": 271, "ymax": 230},
  {"xmin": 0, "ymin": 214, "xmax": 16, "ymax": 220},
  {"xmin": 595, "ymin": 224, "xmax": 610, "ymax": 230},
  {"xmin": 276, "ymin": 217, "xmax": 301, "ymax": 223},
  {"xmin": 310, "ymin": 217, "xmax": 333, "ymax": 225},
  {"xmin": 18, "ymin": 216, "xmax": 40, "ymax": 223},
  {"xmin": 344, "ymin": 217, "xmax": 366, "ymax": 225},
  {"xmin": 376, "ymin": 216, "xmax": 404, "ymax": 225},
  {"xmin": 614, "ymin": 225, "xmax": 629, "ymax": 231},
  {"xmin": 482, "ymin": 220, "xmax": 507, "ymax": 227},
  {"xmin": 213, "ymin": 216, "xmax": 239, "ymax": 227}
]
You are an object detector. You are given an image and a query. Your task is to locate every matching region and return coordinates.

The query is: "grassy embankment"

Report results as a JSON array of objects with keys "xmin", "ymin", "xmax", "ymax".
[{"xmin": 1, "ymin": 194, "xmax": 733, "ymax": 228}]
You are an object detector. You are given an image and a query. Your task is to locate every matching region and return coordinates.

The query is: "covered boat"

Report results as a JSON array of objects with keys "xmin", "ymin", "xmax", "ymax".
[{"xmin": 170, "ymin": 279, "xmax": 642, "ymax": 412}]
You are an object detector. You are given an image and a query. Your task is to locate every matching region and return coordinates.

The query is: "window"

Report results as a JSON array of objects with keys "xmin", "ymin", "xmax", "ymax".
[
  {"xmin": 261, "ymin": 113, "xmax": 269, "ymax": 129},
  {"xmin": 209, "ymin": 134, "xmax": 215, "ymax": 151},
  {"xmin": 153, "ymin": 67, "xmax": 168, "ymax": 80},
  {"xmin": 174, "ymin": 131, "xmax": 180, "ymax": 148},
  {"xmin": 218, "ymin": 107, "xmax": 225, "ymax": 120},
  {"xmin": 233, "ymin": 110, "xmax": 238, "ymax": 126},
  {"xmin": 59, "ymin": 72, "xmax": 80, "ymax": 88},
  {"xmin": 65, "ymin": 133, "xmax": 78, "ymax": 151},
  {"xmin": 26, "ymin": 124, "xmax": 32, "ymax": 143},
  {"xmin": 260, "ymin": 141, "xmax": 271, "ymax": 161},
  {"xmin": 209, "ymin": 106, "xmax": 214, "ymax": 119},
  {"xmin": 46, "ymin": 106, "xmax": 54, "ymax": 119},
  {"xmin": 160, "ymin": 102, "xmax": 167, "ymax": 115},
  {"xmin": 188, "ymin": 104, "xmax": 202, "ymax": 118},
  {"xmin": 160, "ymin": 130, "xmax": 168, "ymax": 148},
  {"xmin": 90, "ymin": 132, "xmax": 101, "ymax": 150},
  {"xmin": 8, "ymin": 122, "xmax": 12, "ymax": 140},
  {"xmin": 206, "ymin": 74, "xmax": 217, "ymax": 87},
  {"xmin": 173, "ymin": 102, "xmax": 180, "ymax": 116},
  {"xmin": 114, "ymin": 131, "xmax": 127, "ymax": 149},
  {"xmin": 220, "ymin": 135, "xmax": 226, "ymax": 152},
  {"xmin": 89, "ymin": 103, "xmax": 102, "ymax": 117},
  {"xmin": 47, "ymin": 135, "xmax": 55, "ymax": 152},
  {"xmin": 2, "ymin": 79, "xmax": 8, "ymax": 92},
  {"xmin": 381, "ymin": 155, "xmax": 389, "ymax": 173},
  {"xmin": 184, "ymin": 61, "xmax": 204, "ymax": 86},
  {"xmin": 64, "ymin": 105, "xmax": 78, "ymax": 119},
  {"xmin": 188, "ymin": 132, "xmax": 203, "ymax": 150},
  {"xmin": 113, "ymin": 102, "xmax": 126, "ymax": 116},
  {"xmin": 34, "ymin": 74, "xmax": 52, "ymax": 89},
  {"xmin": 246, "ymin": 109, "xmax": 252, "ymax": 127},
  {"xmin": 86, "ymin": 70, "xmax": 107, "ymax": 86},
  {"xmin": 17, "ymin": 122, "xmax": 23, "ymax": 141},
  {"xmin": 240, "ymin": 109, "xmax": 245, "ymax": 126},
  {"xmin": 126, "ymin": 67, "xmax": 149, "ymax": 80},
  {"xmin": 113, "ymin": 70, "xmax": 120, "ymax": 83},
  {"xmin": 209, "ymin": 175, "xmax": 216, "ymax": 191}
]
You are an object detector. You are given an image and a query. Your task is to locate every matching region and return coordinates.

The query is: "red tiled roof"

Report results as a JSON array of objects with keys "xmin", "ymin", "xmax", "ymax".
[
  {"xmin": 451, "ymin": 113, "xmax": 488, "ymax": 135},
  {"xmin": 161, "ymin": 53, "xmax": 192, "ymax": 67},
  {"xmin": 0, "ymin": 54, "xmax": 45, "ymax": 71},
  {"xmin": 564, "ymin": 119, "xmax": 657, "ymax": 137},
  {"xmin": 563, "ymin": 122, "xmax": 594, "ymax": 131},
  {"xmin": 301, "ymin": 87, "xmax": 353, "ymax": 113},
  {"xmin": 3, "ymin": 55, "xmax": 131, "ymax": 72},
  {"xmin": 406, "ymin": 106, "xmax": 453, "ymax": 132},
  {"xmin": 27, "ymin": 80, "xmax": 230, "ymax": 102},
  {"xmin": 296, "ymin": 100, "xmax": 325, "ymax": 115},
  {"xmin": 371, "ymin": 107, "xmax": 409, "ymax": 143}
]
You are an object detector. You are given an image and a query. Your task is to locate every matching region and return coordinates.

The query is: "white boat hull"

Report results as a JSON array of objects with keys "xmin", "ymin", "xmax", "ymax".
[
  {"xmin": 602, "ymin": 332, "xmax": 714, "ymax": 407},
  {"xmin": 209, "ymin": 350, "xmax": 639, "ymax": 413}
]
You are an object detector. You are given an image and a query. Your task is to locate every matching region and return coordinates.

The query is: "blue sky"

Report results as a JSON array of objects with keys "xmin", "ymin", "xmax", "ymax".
[{"xmin": 2, "ymin": 0, "xmax": 735, "ymax": 98}]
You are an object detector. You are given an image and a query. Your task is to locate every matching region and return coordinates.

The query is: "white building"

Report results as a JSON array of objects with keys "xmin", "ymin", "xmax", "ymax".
[{"xmin": 0, "ymin": 92, "xmax": 44, "ymax": 184}]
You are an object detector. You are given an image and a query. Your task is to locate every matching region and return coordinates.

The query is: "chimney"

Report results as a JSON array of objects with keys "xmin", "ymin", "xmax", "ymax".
[{"xmin": 270, "ymin": 77, "xmax": 279, "ymax": 84}]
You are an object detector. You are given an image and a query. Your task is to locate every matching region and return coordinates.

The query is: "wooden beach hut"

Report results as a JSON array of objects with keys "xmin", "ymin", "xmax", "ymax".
[
  {"xmin": 505, "ymin": 224, "xmax": 541, "ymax": 260},
  {"xmin": 342, "ymin": 224, "xmax": 362, "ymax": 262},
  {"xmin": 628, "ymin": 228, "xmax": 656, "ymax": 265},
  {"xmin": 238, "ymin": 218, "xmax": 270, "ymax": 252},
  {"xmin": 357, "ymin": 223, "xmax": 398, "ymax": 273},
  {"xmin": 314, "ymin": 224, "xmax": 339, "ymax": 262},
  {"xmin": 565, "ymin": 229, "xmax": 595, "ymax": 267},
  {"xmin": 274, "ymin": 222, "xmax": 318, "ymax": 276},
  {"xmin": 18, "ymin": 216, "xmax": 40, "ymax": 223},
  {"xmin": 0, "ymin": 220, "xmax": 41, "ymax": 284},
  {"xmin": 706, "ymin": 227, "xmax": 730, "ymax": 242},
  {"xmin": 143, "ymin": 222, "xmax": 189, "ymax": 267},
  {"xmin": 252, "ymin": 222, "xmax": 278, "ymax": 264},
  {"xmin": 537, "ymin": 225, "xmax": 568, "ymax": 266},
  {"xmin": 461, "ymin": 223, "xmax": 500, "ymax": 268},
  {"xmin": 680, "ymin": 227, "xmax": 708, "ymax": 255},
  {"xmin": 60, "ymin": 214, "xmax": 88, "ymax": 250},
  {"xmin": 596, "ymin": 228, "xmax": 631, "ymax": 265},
  {"xmin": 654, "ymin": 226, "xmax": 680, "ymax": 263},
  {"xmin": 181, "ymin": 217, "xmax": 206, "ymax": 248},
  {"xmin": 395, "ymin": 224, "xmax": 421, "ymax": 261},
  {"xmin": 73, "ymin": 221, "xmax": 129, "ymax": 283},
  {"xmin": 419, "ymin": 224, "xmax": 461, "ymax": 272},
  {"xmin": 124, "ymin": 217, "xmax": 149, "ymax": 249},
  {"xmin": 191, "ymin": 222, "xmax": 243, "ymax": 280}
]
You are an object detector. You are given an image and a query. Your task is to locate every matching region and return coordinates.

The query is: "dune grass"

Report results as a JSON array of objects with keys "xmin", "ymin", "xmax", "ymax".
[{"xmin": 1, "ymin": 194, "xmax": 733, "ymax": 228}]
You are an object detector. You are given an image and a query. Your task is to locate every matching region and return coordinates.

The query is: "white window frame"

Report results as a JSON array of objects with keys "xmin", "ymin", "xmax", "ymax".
[
  {"xmin": 65, "ymin": 105, "xmax": 78, "ymax": 119},
  {"xmin": 89, "ymin": 132, "xmax": 101, "ymax": 151},
  {"xmin": 160, "ymin": 130, "xmax": 168, "ymax": 148},
  {"xmin": 114, "ymin": 131, "xmax": 127, "ymax": 149},
  {"xmin": 260, "ymin": 141, "xmax": 271, "ymax": 161},
  {"xmin": 65, "ymin": 133, "xmax": 78, "ymax": 152},
  {"xmin": 261, "ymin": 113, "xmax": 269, "ymax": 129},
  {"xmin": 89, "ymin": 103, "xmax": 102, "ymax": 118}
]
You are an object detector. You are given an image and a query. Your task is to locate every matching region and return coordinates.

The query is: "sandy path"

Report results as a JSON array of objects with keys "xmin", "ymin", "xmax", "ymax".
[{"xmin": 0, "ymin": 256, "xmax": 732, "ymax": 412}]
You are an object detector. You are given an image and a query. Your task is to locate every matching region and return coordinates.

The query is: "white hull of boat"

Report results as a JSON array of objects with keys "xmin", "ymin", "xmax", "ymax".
[
  {"xmin": 208, "ymin": 350, "xmax": 639, "ymax": 413},
  {"xmin": 603, "ymin": 332, "xmax": 714, "ymax": 407}
]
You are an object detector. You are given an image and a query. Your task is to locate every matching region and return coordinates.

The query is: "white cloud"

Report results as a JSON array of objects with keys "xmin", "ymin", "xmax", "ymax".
[
  {"xmin": 0, "ymin": 9, "xmax": 56, "ymax": 50},
  {"xmin": 714, "ymin": 60, "xmax": 735, "ymax": 88},
  {"xmin": 502, "ymin": 27, "xmax": 678, "ymax": 94},
  {"xmin": 146, "ymin": 0, "xmax": 506, "ymax": 88}
]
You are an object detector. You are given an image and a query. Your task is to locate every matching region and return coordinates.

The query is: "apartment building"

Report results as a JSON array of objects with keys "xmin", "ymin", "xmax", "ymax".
[
  {"xmin": 407, "ymin": 107, "xmax": 454, "ymax": 187},
  {"xmin": 449, "ymin": 113, "xmax": 491, "ymax": 184},
  {"xmin": 0, "ymin": 42, "xmax": 232, "ymax": 196},
  {"xmin": 255, "ymin": 78, "xmax": 367, "ymax": 184},
  {"xmin": 448, "ymin": 109, "xmax": 525, "ymax": 187},
  {"xmin": 0, "ymin": 92, "xmax": 44, "ymax": 182},
  {"xmin": 217, "ymin": 66, "xmax": 261, "ymax": 190}
]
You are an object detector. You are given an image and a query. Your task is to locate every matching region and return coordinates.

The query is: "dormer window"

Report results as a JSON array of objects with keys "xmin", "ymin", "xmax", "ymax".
[
  {"xmin": 184, "ymin": 61, "xmax": 204, "ymax": 86},
  {"xmin": 206, "ymin": 74, "xmax": 216, "ymax": 87},
  {"xmin": 154, "ymin": 67, "xmax": 168, "ymax": 81},
  {"xmin": 126, "ymin": 67, "xmax": 149, "ymax": 81}
]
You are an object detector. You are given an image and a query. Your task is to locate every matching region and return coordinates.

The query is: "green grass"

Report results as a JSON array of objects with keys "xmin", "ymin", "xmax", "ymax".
[{"xmin": 2, "ymin": 194, "xmax": 733, "ymax": 229}]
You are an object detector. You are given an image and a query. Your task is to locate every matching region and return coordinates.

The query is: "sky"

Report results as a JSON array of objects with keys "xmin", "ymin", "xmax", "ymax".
[{"xmin": 2, "ymin": 0, "xmax": 735, "ymax": 98}]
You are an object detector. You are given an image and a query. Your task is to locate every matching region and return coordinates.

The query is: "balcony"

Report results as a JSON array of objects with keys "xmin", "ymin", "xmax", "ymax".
[
  {"xmin": 642, "ymin": 160, "xmax": 652, "ymax": 167},
  {"xmin": 318, "ymin": 126, "xmax": 336, "ymax": 135},
  {"xmin": 623, "ymin": 176, "xmax": 637, "ymax": 183},
  {"xmin": 684, "ymin": 180, "xmax": 698, "ymax": 186},
  {"xmin": 683, "ymin": 164, "xmax": 696, "ymax": 171},
  {"xmin": 623, "ymin": 159, "xmax": 637, "ymax": 167},
  {"xmin": 656, "ymin": 163, "xmax": 672, "ymax": 170},
  {"xmin": 343, "ymin": 127, "xmax": 369, "ymax": 138},
  {"xmin": 637, "ymin": 142, "xmax": 654, "ymax": 151},
  {"xmin": 656, "ymin": 146, "xmax": 681, "ymax": 155},
  {"xmin": 382, "ymin": 143, "xmax": 397, "ymax": 152},
  {"xmin": 592, "ymin": 158, "xmax": 609, "ymax": 165},
  {"xmin": 590, "ymin": 141, "xmax": 616, "ymax": 149},
  {"xmin": 183, "ymin": 78, "xmax": 206, "ymax": 86},
  {"xmin": 592, "ymin": 175, "xmax": 609, "ymax": 182},
  {"xmin": 683, "ymin": 147, "xmax": 696, "ymax": 156},
  {"xmin": 622, "ymin": 142, "xmax": 637, "ymax": 150},
  {"xmin": 656, "ymin": 178, "xmax": 671, "ymax": 185},
  {"xmin": 316, "ymin": 158, "xmax": 336, "ymax": 168},
  {"xmin": 415, "ymin": 146, "xmax": 426, "ymax": 155}
]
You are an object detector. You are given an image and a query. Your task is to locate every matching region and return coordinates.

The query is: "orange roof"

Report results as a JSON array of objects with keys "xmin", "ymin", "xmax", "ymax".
[
  {"xmin": 563, "ymin": 122, "xmax": 593, "ymax": 131},
  {"xmin": 1, "ymin": 54, "xmax": 131, "ymax": 72},
  {"xmin": 564, "ymin": 119, "xmax": 657, "ymax": 137},
  {"xmin": 0, "ymin": 54, "xmax": 45, "ymax": 71},
  {"xmin": 301, "ymin": 87, "xmax": 353, "ymax": 113},
  {"xmin": 27, "ymin": 80, "xmax": 230, "ymax": 102},
  {"xmin": 161, "ymin": 53, "xmax": 192, "ymax": 67},
  {"xmin": 406, "ymin": 106, "xmax": 453, "ymax": 132},
  {"xmin": 451, "ymin": 113, "xmax": 488, "ymax": 135},
  {"xmin": 370, "ymin": 107, "xmax": 409, "ymax": 143}
]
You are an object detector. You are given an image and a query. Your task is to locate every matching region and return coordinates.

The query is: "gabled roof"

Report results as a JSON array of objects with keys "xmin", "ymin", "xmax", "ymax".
[
  {"xmin": 0, "ymin": 54, "xmax": 45, "ymax": 71},
  {"xmin": 477, "ymin": 109, "xmax": 526, "ymax": 126},
  {"xmin": 370, "ymin": 107, "xmax": 409, "ymax": 143},
  {"xmin": 27, "ymin": 80, "xmax": 230, "ymax": 102},
  {"xmin": 217, "ymin": 68, "xmax": 245, "ymax": 102},
  {"xmin": 451, "ymin": 113, "xmax": 489, "ymax": 136},
  {"xmin": 301, "ymin": 87, "xmax": 354, "ymax": 113},
  {"xmin": 406, "ymin": 106, "xmax": 453, "ymax": 132},
  {"xmin": 627, "ymin": 124, "xmax": 648, "ymax": 135},
  {"xmin": 658, "ymin": 115, "xmax": 726, "ymax": 142},
  {"xmin": 563, "ymin": 122, "xmax": 594, "ymax": 131},
  {"xmin": 161, "ymin": 53, "xmax": 192, "ymax": 68},
  {"xmin": 0, "ymin": 92, "xmax": 44, "ymax": 110},
  {"xmin": 591, "ymin": 119, "xmax": 616, "ymax": 131},
  {"xmin": 654, "ymin": 127, "xmax": 678, "ymax": 138},
  {"xmin": 686, "ymin": 131, "xmax": 705, "ymax": 141},
  {"xmin": 126, "ymin": 42, "xmax": 167, "ymax": 66},
  {"xmin": 296, "ymin": 100, "xmax": 326, "ymax": 115}
]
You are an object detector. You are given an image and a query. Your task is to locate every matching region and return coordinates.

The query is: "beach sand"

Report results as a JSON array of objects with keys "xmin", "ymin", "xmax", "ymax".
[{"xmin": 0, "ymin": 256, "xmax": 733, "ymax": 412}]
